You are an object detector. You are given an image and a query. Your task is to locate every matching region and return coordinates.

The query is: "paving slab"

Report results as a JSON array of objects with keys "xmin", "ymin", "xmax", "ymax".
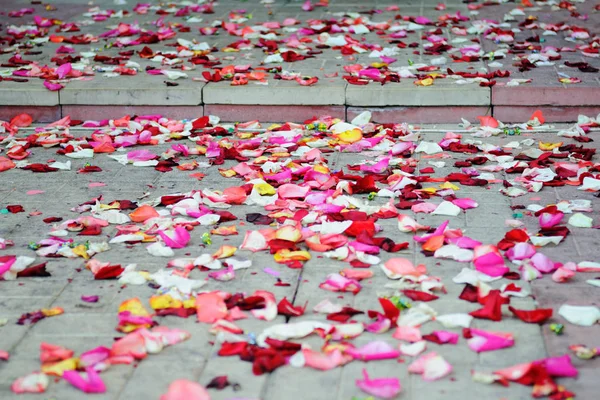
[
  {"xmin": 0, "ymin": 81, "xmax": 59, "ymax": 106},
  {"xmin": 346, "ymin": 81, "xmax": 490, "ymax": 107},
  {"xmin": 203, "ymin": 79, "xmax": 346, "ymax": 106},
  {"xmin": 60, "ymin": 77, "xmax": 205, "ymax": 106}
]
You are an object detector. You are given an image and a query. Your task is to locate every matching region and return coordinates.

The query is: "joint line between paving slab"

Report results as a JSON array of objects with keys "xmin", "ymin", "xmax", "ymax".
[
  {"xmin": 5, "ymin": 280, "xmax": 71, "ymax": 354},
  {"xmin": 114, "ymin": 364, "xmax": 139, "ymax": 400}
]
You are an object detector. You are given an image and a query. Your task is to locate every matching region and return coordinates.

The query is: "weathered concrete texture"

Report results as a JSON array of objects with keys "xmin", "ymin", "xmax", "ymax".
[
  {"xmin": 60, "ymin": 105, "xmax": 204, "ymax": 121},
  {"xmin": 0, "ymin": 82, "xmax": 59, "ymax": 106},
  {"xmin": 347, "ymin": 106, "xmax": 492, "ymax": 124},
  {"xmin": 492, "ymin": 85, "xmax": 600, "ymax": 107},
  {"xmin": 203, "ymin": 80, "xmax": 347, "ymax": 106},
  {"xmin": 0, "ymin": 106, "xmax": 61, "ymax": 123},
  {"xmin": 204, "ymin": 104, "xmax": 346, "ymax": 122},
  {"xmin": 345, "ymin": 83, "xmax": 491, "ymax": 107}
]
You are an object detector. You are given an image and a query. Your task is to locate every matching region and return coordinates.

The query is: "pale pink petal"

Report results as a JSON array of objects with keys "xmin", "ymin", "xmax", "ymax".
[
  {"xmin": 408, "ymin": 352, "xmax": 453, "ymax": 381},
  {"xmin": 110, "ymin": 331, "xmax": 147, "ymax": 359},
  {"xmin": 397, "ymin": 214, "xmax": 430, "ymax": 233},
  {"xmin": 79, "ymin": 346, "xmax": 111, "ymax": 369},
  {"xmin": 411, "ymin": 202, "xmax": 437, "ymax": 213},
  {"xmin": 151, "ymin": 326, "xmax": 191, "ymax": 346},
  {"xmin": 240, "ymin": 231, "xmax": 269, "ymax": 252},
  {"xmin": 302, "ymin": 348, "xmax": 352, "ymax": 370},
  {"xmin": 392, "ymin": 326, "xmax": 422, "ymax": 342},
  {"xmin": 530, "ymin": 252, "xmax": 558, "ymax": 273},
  {"xmin": 422, "ymin": 354, "xmax": 453, "ymax": 381},
  {"xmin": 196, "ymin": 292, "xmax": 228, "ymax": 323},
  {"xmin": 313, "ymin": 298, "xmax": 344, "ymax": 314},
  {"xmin": 505, "ymin": 242, "xmax": 536, "ymax": 261},
  {"xmin": 319, "ymin": 273, "xmax": 361, "ymax": 294},
  {"xmin": 360, "ymin": 157, "xmax": 390, "ymax": 173},
  {"xmin": 277, "ymin": 183, "xmax": 310, "ymax": 199},
  {"xmin": 382, "ymin": 258, "xmax": 425, "ymax": 278},
  {"xmin": 447, "ymin": 236, "xmax": 482, "ymax": 249},
  {"xmin": 127, "ymin": 149, "xmax": 157, "ymax": 162},
  {"xmin": 494, "ymin": 362, "xmax": 532, "ymax": 381},
  {"xmin": 390, "ymin": 142, "xmax": 415, "ymax": 155},
  {"xmin": 250, "ymin": 290, "xmax": 277, "ymax": 321},
  {"xmin": 346, "ymin": 341, "xmax": 401, "ymax": 361},
  {"xmin": 520, "ymin": 262, "xmax": 543, "ymax": 281},
  {"xmin": 11, "ymin": 373, "xmax": 49, "ymax": 394},
  {"xmin": 160, "ymin": 379, "xmax": 210, "ymax": 400},
  {"xmin": 400, "ymin": 341, "xmax": 427, "ymax": 356},
  {"xmin": 552, "ymin": 267, "xmax": 575, "ymax": 283},
  {"xmin": 302, "ymin": 0, "xmax": 314, "ymax": 11},
  {"xmin": 408, "ymin": 351, "xmax": 434, "ymax": 374},
  {"xmin": 365, "ymin": 315, "xmax": 392, "ymax": 334},
  {"xmin": 208, "ymin": 266, "xmax": 235, "ymax": 282}
]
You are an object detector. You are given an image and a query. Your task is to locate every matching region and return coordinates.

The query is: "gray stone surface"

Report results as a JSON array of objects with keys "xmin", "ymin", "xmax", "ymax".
[
  {"xmin": 346, "ymin": 81, "xmax": 491, "ymax": 107},
  {"xmin": 60, "ymin": 77, "xmax": 205, "ymax": 106},
  {"xmin": 0, "ymin": 82, "xmax": 59, "ymax": 106},
  {"xmin": 203, "ymin": 79, "xmax": 347, "ymax": 106}
]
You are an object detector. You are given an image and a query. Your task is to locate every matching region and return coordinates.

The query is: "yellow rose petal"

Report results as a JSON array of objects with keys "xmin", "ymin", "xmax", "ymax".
[
  {"xmin": 254, "ymin": 182, "xmax": 276, "ymax": 195},
  {"xmin": 335, "ymin": 129, "xmax": 363, "ymax": 144},
  {"xmin": 274, "ymin": 249, "xmax": 311, "ymax": 263},
  {"xmin": 439, "ymin": 182, "xmax": 460, "ymax": 190},
  {"xmin": 213, "ymin": 245, "xmax": 237, "ymax": 259},
  {"xmin": 42, "ymin": 358, "xmax": 78, "ymax": 377},
  {"xmin": 539, "ymin": 142, "xmax": 563, "ymax": 151},
  {"xmin": 415, "ymin": 77, "xmax": 434, "ymax": 86},
  {"xmin": 149, "ymin": 294, "xmax": 183, "ymax": 310}
]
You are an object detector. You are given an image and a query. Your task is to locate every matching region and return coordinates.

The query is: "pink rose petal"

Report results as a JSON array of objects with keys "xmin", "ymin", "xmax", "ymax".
[
  {"xmin": 539, "ymin": 212, "xmax": 564, "ymax": 228},
  {"xmin": 62, "ymin": 368, "xmax": 106, "ymax": 393},
  {"xmin": 473, "ymin": 249, "xmax": 509, "ymax": 277},
  {"xmin": 346, "ymin": 341, "xmax": 401, "ymax": 361},
  {"xmin": 467, "ymin": 328, "xmax": 514, "ymax": 352},
  {"xmin": 158, "ymin": 227, "xmax": 191, "ymax": 249},
  {"xmin": 356, "ymin": 369, "xmax": 401, "ymax": 400},
  {"xmin": 56, "ymin": 63, "xmax": 72, "ymax": 79},
  {"xmin": 44, "ymin": 80, "xmax": 64, "ymax": 91}
]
